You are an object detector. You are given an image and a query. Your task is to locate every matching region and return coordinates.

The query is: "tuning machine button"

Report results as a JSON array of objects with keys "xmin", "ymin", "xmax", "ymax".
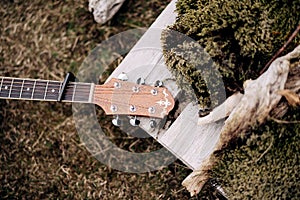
[
  {"xmin": 110, "ymin": 105, "xmax": 118, "ymax": 113},
  {"xmin": 149, "ymin": 120, "xmax": 157, "ymax": 129},
  {"xmin": 117, "ymin": 72, "xmax": 128, "ymax": 81},
  {"xmin": 154, "ymin": 80, "xmax": 163, "ymax": 87},
  {"xmin": 136, "ymin": 77, "xmax": 145, "ymax": 85},
  {"xmin": 112, "ymin": 115, "xmax": 121, "ymax": 126},
  {"xmin": 130, "ymin": 116, "xmax": 140, "ymax": 126}
]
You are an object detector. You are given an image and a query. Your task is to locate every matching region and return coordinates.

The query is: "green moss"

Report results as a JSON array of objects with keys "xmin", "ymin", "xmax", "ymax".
[
  {"xmin": 161, "ymin": 0, "xmax": 300, "ymax": 198},
  {"xmin": 209, "ymin": 108, "xmax": 300, "ymax": 199},
  {"xmin": 161, "ymin": 0, "xmax": 300, "ymax": 109}
]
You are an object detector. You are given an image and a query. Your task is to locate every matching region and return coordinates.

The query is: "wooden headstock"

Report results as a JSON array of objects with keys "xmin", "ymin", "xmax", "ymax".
[{"xmin": 93, "ymin": 78, "xmax": 174, "ymax": 118}]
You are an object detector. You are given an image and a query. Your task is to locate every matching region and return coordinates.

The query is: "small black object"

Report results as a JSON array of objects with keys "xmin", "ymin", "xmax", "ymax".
[
  {"xmin": 130, "ymin": 117, "xmax": 140, "ymax": 126},
  {"xmin": 154, "ymin": 80, "xmax": 163, "ymax": 87},
  {"xmin": 57, "ymin": 72, "xmax": 76, "ymax": 102},
  {"xmin": 112, "ymin": 116, "xmax": 121, "ymax": 127},
  {"xmin": 198, "ymin": 107, "xmax": 211, "ymax": 117},
  {"xmin": 207, "ymin": 178, "xmax": 229, "ymax": 199}
]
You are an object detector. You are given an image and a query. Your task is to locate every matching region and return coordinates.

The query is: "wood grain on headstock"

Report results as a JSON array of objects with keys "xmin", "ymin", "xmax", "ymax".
[{"xmin": 93, "ymin": 78, "xmax": 174, "ymax": 118}]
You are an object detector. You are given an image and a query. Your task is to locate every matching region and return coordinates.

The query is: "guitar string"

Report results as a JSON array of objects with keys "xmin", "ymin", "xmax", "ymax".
[
  {"xmin": 0, "ymin": 80, "xmax": 168, "ymax": 105},
  {"xmin": 1, "ymin": 87, "xmax": 164, "ymax": 96},
  {"xmin": 1, "ymin": 90, "xmax": 170, "ymax": 107},
  {"xmin": 0, "ymin": 92, "xmax": 168, "ymax": 114},
  {"xmin": 0, "ymin": 80, "xmax": 159, "ymax": 92},
  {"xmin": 1, "ymin": 88, "xmax": 91, "ymax": 94},
  {"xmin": 0, "ymin": 84, "xmax": 161, "ymax": 94},
  {"xmin": 0, "ymin": 92, "xmax": 170, "ymax": 116},
  {"xmin": 0, "ymin": 79, "xmax": 158, "ymax": 89},
  {"xmin": 0, "ymin": 80, "xmax": 90, "ymax": 88},
  {"xmin": 0, "ymin": 82, "xmax": 89, "ymax": 88}
]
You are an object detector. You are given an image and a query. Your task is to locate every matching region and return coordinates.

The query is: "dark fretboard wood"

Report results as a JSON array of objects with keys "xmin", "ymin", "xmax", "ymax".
[{"xmin": 0, "ymin": 77, "xmax": 92, "ymax": 103}]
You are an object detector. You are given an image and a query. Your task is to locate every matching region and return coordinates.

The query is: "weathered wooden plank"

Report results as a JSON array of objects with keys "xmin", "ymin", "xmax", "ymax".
[
  {"xmin": 108, "ymin": 0, "xmax": 222, "ymax": 170},
  {"xmin": 108, "ymin": 0, "xmax": 177, "ymax": 80},
  {"xmin": 158, "ymin": 103, "xmax": 224, "ymax": 169}
]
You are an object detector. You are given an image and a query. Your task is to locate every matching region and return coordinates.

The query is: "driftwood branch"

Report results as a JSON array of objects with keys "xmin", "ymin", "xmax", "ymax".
[
  {"xmin": 88, "ymin": 0, "xmax": 125, "ymax": 24},
  {"xmin": 183, "ymin": 45, "xmax": 300, "ymax": 196},
  {"xmin": 259, "ymin": 24, "xmax": 300, "ymax": 74}
]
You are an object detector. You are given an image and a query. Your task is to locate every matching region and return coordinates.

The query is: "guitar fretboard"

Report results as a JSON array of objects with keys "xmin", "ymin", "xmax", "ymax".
[{"xmin": 0, "ymin": 77, "xmax": 93, "ymax": 103}]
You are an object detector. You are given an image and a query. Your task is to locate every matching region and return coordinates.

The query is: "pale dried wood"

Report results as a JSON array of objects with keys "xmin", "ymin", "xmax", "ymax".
[
  {"xmin": 89, "ymin": 0, "xmax": 126, "ymax": 24},
  {"xmin": 182, "ymin": 45, "xmax": 300, "ymax": 196}
]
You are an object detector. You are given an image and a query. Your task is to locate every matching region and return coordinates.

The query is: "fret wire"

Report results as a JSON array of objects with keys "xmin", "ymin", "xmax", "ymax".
[
  {"xmin": 19, "ymin": 79, "xmax": 25, "ymax": 98},
  {"xmin": 0, "ymin": 77, "xmax": 3, "ymax": 92},
  {"xmin": 58, "ymin": 82, "xmax": 62, "ymax": 99},
  {"xmin": 8, "ymin": 79, "xmax": 14, "ymax": 98},
  {"xmin": 31, "ymin": 80, "xmax": 37, "ymax": 99},
  {"xmin": 72, "ymin": 83, "xmax": 77, "ymax": 102},
  {"xmin": 44, "ymin": 81, "xmax": 49, "ymax": 100}
]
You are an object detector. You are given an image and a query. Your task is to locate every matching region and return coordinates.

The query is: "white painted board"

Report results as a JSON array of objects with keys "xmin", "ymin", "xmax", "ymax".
[{"xmin": 108, "ymin": 0, "xmax": 223, "ymax": 170}]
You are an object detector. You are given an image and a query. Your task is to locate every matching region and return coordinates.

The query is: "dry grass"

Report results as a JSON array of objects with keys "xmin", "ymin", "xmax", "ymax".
[{"xmin": 0, "ymin": 0, "xmax": 201, "ymax": 199}]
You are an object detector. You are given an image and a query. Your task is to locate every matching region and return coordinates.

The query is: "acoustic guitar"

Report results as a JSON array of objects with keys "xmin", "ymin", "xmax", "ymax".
[{"xmin": 0, "ymin": 74, "xmax": 175, "ymax": 122}]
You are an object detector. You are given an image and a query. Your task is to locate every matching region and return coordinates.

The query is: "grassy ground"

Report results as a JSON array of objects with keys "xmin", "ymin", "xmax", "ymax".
[{"xmin": 0, "ymin": 0, "xmax": 201, "ymax": 199}]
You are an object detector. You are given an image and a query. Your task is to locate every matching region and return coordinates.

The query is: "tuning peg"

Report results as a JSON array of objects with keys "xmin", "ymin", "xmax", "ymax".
[
  {"xmin": 136, "ymin": 77, "xmax": 145, "ymax": 85},
  {"xmin": 154, "ymin": 80, "xmax": 163, "ymax": 87},
  {"xmin": 112, "ymin": 115, "xmax": 121, "ymax": 126},
  {"xmin": 129, "ymin": 116, "xmax": 140, "ymax": 126},
  {"xmin": 117, "ymin": 72, "xmax": 128, "ymax": 81},
  {"xmin": 149, "ymin": 120, "xmax": 157, "ymax": 129}
]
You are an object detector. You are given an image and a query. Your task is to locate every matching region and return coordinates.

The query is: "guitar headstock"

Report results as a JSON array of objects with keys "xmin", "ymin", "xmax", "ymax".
[{"xmin": 93, "ymin": 78, "xmax": 175, "ymax": 118}]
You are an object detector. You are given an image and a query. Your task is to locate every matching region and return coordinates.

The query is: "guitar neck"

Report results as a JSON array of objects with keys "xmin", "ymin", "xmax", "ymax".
[
  {"xmin": 0, "ymin": 77, "xmax": 94, "ymax": 103},
  {"xmin": 0, "ymin": 76, "xmax": 175, "ymax": 118}
]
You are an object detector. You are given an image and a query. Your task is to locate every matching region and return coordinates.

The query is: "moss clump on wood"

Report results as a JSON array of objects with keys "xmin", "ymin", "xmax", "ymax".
[
  {"xmin": 209, "ymin": 108, "xmax": 300, "ymax": 199},
  {"xmin": 161, "ymin": 0, "xmax": 300, "ymax": 109},
  {"xmin": 161, "ymin": 0, "xmax": 300, "ymax": 198}
]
